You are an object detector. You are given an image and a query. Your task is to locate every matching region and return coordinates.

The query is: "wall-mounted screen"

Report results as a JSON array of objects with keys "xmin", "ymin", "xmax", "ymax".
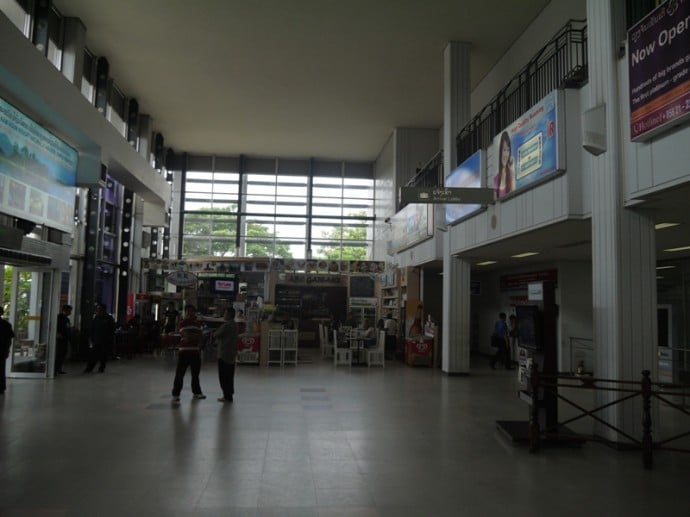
[
  {"xmin": 213, "ymin": 279, "xmax": 235, "ymax": 293},
  {"xmin": 349, "ymin": 275, "xmax": 375, "ymax": 298},
  {"xmin": 516, "ymin": 305, "xmax": 542, "ymax": 351},
  {"xmin": 0, "ymin": 97, "xmax": 78, "ymax": 233}
]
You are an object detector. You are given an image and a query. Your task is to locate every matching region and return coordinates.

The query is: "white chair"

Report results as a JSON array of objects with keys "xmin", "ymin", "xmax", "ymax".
[
  {"xmin": 365, "ymin": 330, "xmax": 386, "ymax": 368},
  {"xmin": 333, "ymin": 329, "xmax": 351, "ymax": 367},
  {"xmin": 268, "ymin": 329, "xmax": 283, "ymax": 366},
  {"xmin": 282, "ymin": 329, "xmax": 298, "ymax": 365}
]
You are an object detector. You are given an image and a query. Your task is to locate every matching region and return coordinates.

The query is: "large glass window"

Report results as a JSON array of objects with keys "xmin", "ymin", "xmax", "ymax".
[
  {"xmin": 182, "ymin": 170, "xmax": 240, "ymax": 257},
  {"xmin": 181, "ymin": 163, "xmax": 374, "ymax": 260}
]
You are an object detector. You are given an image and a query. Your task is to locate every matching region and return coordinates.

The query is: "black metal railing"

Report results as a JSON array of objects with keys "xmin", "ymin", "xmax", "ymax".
[
  {"xmin": 457, "ymin": 19, "xmax": 588, "ymax": 165},
  {"xmin": 526, "ymin": 365, "xmax": 690, "ymax": 469},
  {"xmin": 405, "ymin": 149, "xmax": 443, "ymax": 189}
]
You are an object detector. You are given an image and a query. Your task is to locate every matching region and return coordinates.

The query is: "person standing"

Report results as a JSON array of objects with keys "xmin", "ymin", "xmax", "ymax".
[
  {"xmin": 383, "ymin": 312, "xmax": 397, "ymax": 360},
  {"xmin": 214, "ymin": 307, "xmax": 238, "ymax": 402},
  {"xmin": 171, "ymin": 305, "xmax": 206, "ymax": 402},
  {"xmin": 84, "ymin": 303, "xmax": 116, "ymax": 373},
  {"xmin": 507, "ymin": 314, "xmax": 518, "ymax": 369},
  {"xmin": 163, "ymin": 302, "xmax": 179, "ymax": 334},
  {"xmin": 55, "ymin": 304, "xmax": 72, "ymax": 375},
  {"xmin": 0, "ymin": 306, "xmax": 15, "ymax": 394},
  {"xmin": 490, "ymin": 312, "xmax": 513, "ymax": 370}
]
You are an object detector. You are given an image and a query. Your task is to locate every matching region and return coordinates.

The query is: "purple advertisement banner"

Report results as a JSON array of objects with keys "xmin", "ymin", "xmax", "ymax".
[{"xmin": 628, "ymin": 0, "xmax": 690, "ymax": 141}]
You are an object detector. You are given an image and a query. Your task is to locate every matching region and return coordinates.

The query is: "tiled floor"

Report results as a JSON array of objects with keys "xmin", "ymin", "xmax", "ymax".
[{"xmin": 1, "ymin": 351, "xmax": 688, "ymax": 517}]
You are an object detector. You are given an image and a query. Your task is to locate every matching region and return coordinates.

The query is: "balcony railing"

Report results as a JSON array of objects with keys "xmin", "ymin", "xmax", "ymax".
[{"xmin": 457, "ymin": 19, "xmax": 588, "ymax": 165}]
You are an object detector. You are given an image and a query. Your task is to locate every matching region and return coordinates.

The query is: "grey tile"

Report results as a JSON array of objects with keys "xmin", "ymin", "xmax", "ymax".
[{"xmin": 0, "ymin": 352, "xmax": 687, "ymax": 516}]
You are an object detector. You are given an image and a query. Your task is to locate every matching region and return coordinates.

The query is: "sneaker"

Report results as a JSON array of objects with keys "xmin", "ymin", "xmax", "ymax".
[
  {"xmin": 171, "ymin": 396, "xmax": 180, "ymax": 403},
  {"xmin": 193, "ymin": 393, "xmax": 207, "ymax": 400},
  {"xmin": 217, "ymin": 396, "xmax": 233, "ymax": 402}
]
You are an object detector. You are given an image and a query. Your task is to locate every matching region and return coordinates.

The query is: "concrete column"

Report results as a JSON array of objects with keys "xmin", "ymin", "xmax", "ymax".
[
  {"xmin": 587, "ymin": 0, "xmax": 657, "ymax": 439},
  {"xmin": 442, "ymin": 239, "xmax": 471, "ymax": 374},
  {"xmin": 61, "ymin": 17, "xmax": 86, "ymax": 86},
  {"xmin": 441, "ymin": 41, "xmax": 471, "ymax": 373},
  {"xmin": 138, "ymin": 115, "xmax": 153, "ymax": 164}
]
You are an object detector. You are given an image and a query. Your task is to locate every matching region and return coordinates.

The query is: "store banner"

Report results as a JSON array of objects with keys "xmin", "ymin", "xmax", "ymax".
[
  {"xmin": 489, "ymin": 90, "xmax": 564, "ymax": 200},
  {"xmin": 628, "ymin": 0, "xmax": 690, "ymax": 141},
  {"xmin": 445, "ymin": 150, "xmax": 485, "ymax": 224},
  {"xmin": 0, "ymin": 97, "xmax": 78, "ymax": 233}
]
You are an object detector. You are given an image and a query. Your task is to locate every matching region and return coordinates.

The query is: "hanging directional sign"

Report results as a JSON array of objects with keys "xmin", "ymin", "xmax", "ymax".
[{"xmin": 399, "ymin": 187, "xmax": 495, "ymax": 205}]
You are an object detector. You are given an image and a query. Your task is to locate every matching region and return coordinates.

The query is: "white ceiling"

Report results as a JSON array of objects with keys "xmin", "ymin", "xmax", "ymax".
[{"xmin": 53, "ymin": 0, "xmax": 550, "ymax": 161}]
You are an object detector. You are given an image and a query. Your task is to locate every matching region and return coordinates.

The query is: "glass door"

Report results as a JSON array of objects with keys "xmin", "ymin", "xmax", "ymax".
[{"xmin": 6, "ymin": 267, "xmax": 55, "ymax": 378}]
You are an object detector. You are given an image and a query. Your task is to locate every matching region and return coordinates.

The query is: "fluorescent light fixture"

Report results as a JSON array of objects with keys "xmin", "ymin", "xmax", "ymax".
[
  {"xmin": 664, "ymin": 245, "xmax": 690, "ymax": 252},
  {"xmin": 476, "ymin": 260, "xmax": 497, "ymax": 266},
  {"xmin": 656, "ymin": 265, "xmax": 676, "ymax": 270},
  {"xmin": 656, "ymin": 276, "xmax": 664, "ymax": 279},
  {"xmin": 511, "ymin": 252, "xmax": 539, "ymax": 258},
  {"xmin": 655, "ymin": 222, "xmax": 680, "ymax": 230}
]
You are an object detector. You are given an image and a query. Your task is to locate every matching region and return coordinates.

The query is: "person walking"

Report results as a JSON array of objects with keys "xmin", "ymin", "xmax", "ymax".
[
  {"xmin": 214, "ymin": 307, "xmax": 238, "ymax": 402},
  {"xmin": 490, "ymin": 312, "xmax": 513, "ymax": 370},
  {"xmin": 55, "ymin": 304, "xmax": 72, "ymax": 375},
  {"xmin": 84, "ymin": 303, "xmax": 116, "ymax": 373},
  {"xmin": 0, "ymin": 306, "xmax": 15, "ymax": 394},
  {"xmin": 171, "ymin": 305, "xmax": 206, "ymax": 402}
]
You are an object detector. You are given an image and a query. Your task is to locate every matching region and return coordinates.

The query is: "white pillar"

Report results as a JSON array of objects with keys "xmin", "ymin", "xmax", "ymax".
[
  {"xmin": 441, "ymin": 41, "xmax": 471, "ymax": 373},
  {"xmin": 587, "ymin": 0, "xmax": 657, "ymax": 438},
  {"xmin": 442, "ymin": 240, "xmax": 471, "ymax": 373}
]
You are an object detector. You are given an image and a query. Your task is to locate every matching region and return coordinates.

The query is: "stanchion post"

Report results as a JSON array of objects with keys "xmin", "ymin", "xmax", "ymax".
[
  {"xmin": 529, "ymin": 361, "xmax": 541, "ymax": 453},
  {"xmin": 641, "ymin": 369, "xmax": 653, "ymax": 469}
]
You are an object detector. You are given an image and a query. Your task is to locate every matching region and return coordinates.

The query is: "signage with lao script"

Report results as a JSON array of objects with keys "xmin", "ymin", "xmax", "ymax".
[
  {"xmin": 628, "ymin": 0, "xmax": 690, "ymax": 141},
  {"xmin": 400, "ymin": 186, "xmax": 494, "ymax": 205}
]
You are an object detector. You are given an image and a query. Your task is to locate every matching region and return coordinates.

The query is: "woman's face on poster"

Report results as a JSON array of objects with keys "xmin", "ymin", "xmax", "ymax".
[{"xmin": 500, "ymin": 138, "xmax": 511, "ymax": 168}]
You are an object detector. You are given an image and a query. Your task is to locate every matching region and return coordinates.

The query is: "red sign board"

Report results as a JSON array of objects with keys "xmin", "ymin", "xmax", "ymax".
[{"xmin": 499, "ymin": 269, "xmax": 557, "ymax": 291}]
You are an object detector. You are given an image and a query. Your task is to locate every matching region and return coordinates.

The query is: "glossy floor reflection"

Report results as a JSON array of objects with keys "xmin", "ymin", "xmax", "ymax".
[{"xmin": 1, "ymin": 352, "xmax": 688, "ymax": 517}]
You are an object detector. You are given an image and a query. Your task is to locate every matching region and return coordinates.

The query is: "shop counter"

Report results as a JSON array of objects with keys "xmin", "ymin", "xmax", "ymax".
[{"xmin": 405, "ymin": 337, "xmax": 433, "ymax": 367}]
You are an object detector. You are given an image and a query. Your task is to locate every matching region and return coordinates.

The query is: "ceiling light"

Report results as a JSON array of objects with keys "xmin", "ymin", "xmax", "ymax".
[
  {"xmin": 511, "ymin": 252, "xmax": 539, "ymax": 258},
  {"xmin": 655, "ymin": 222, "xmax": 680, "ymax": 230},
  {"xmin": 476, "ymin": 260, "xmax": 497, "ymax": 266},
  {"xmin": 656, "ymin": 265, "xmax": 676, "ymax": 270},
  {"xmin": 663, "ymin": 245, "xmax": 690, "ymax": 252},
  {"xmin": 656, "ymin": 276, "xmax": 664, "ymax": 279}
]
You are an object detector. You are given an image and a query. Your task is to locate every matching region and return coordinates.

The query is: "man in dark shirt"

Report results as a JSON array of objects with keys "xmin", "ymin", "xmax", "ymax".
[
  {"xmin": 55, "ymin": 304, "xmax": 72, "ymax": 375},
  {"xmin": 0, "ymin": 306, "xmax": 15, "ymax": 394},
  {"xmin": 84, "ymin": 304, "xmax": 115, "ymax": 373},
  {"xmin": 214, "ymin": 307, "xmax": 238, "ymax": 402}
]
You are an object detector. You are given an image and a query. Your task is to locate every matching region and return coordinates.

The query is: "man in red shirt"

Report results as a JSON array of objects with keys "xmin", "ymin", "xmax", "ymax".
[{"xmin": 171, "ymin": 305, "xmax": 206, "ymax": 402}]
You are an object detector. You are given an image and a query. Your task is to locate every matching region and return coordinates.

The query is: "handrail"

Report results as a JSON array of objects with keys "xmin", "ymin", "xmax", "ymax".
[
  {"xmin": 456, "ymin": 19, "xmax": 587, "ymax": 165},
  {"xmin": 526, "ymin": 365, "xmax": 690, "ymax": 469},
  {"xmin": 405, "ymin": 149, "xmax": 444, "ymax": 188}
]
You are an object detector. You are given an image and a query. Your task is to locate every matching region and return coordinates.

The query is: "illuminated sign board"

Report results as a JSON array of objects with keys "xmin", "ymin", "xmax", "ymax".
[{"xmin": 0, "ymin": 97, "xmax": 78, "ymax": 232}]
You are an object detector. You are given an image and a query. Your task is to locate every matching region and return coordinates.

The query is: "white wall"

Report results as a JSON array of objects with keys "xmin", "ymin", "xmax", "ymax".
[
  {"xmin": 373, "ymin": 134, "xmax": 395, "ymax": 262},
  {"xmin": 558, "ymin": 261, "xmax": 593, "ymax": 370}
]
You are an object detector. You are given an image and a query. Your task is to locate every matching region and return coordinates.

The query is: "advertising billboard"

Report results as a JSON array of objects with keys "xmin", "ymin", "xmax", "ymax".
[
  {"xmin": 628, "ymin": 0, "xmax": 690, "ymax": 141},
  {"xmin": 0, "ymin": 97, "xmax": 78, "ymax": 233},
  {"xmin": 445, "ymin": 150, "xmax": 484, "ymax": 224},
  {"xmin": 489, "ymin": 90, "xmax": 564, "ymax": 199}
]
